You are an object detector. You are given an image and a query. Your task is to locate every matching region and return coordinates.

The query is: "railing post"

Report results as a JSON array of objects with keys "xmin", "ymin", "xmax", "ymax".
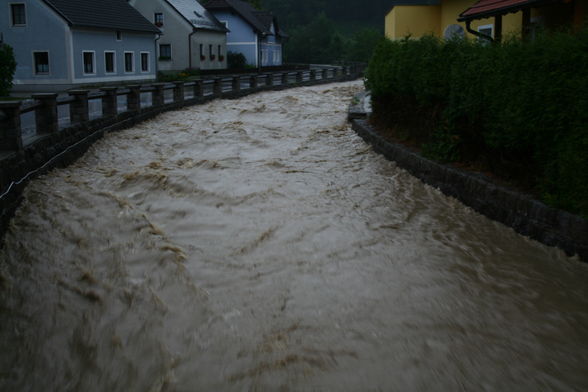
[
  {"xmin": 173, "ymin": 81, "xmax": 185, "ymax": 103},
  {"xmin": 32, "ymin": 93, "xmax": 58, "ymax": 134},
  {"xmin": 232, "ymin": 76, "xmax": 241, "ymax": 93},
  {"xmin": 193, "ymin": 80, "xmax": 203, "ymax": 98},
  {"xmin": 322, "ymin": 69, "xmax": 328, "ymax": 80},
  {"xmin": 152, "ymin": 83, "xmax": 165, "ymax": 107},
  {"xmin": 68, "ymin": 90, "xmax": 89, "ymax": 125},
  {"xmin": 127, "ymin": 85, "xmax": 141, "ymax": 113},
  {"xmin": 281, "ymin": 72, "xmax": 288, "ymax": 86},
  {"xmin": 100, "ymin": 87, "xmax": 118, "ymax": 118},
  {"xmin": 249, "ymin": 74, "xmax": 258, "ymax": 89},
  {"xmin": 266, "ymin": 73, "xmax": 273, "ymax": 87},
  {"xmin": 296, "ymin": 71, "xmax": 303, "ymax": 84},
  {"xmin": 0, "ymin": 101, "xmax": 23, "ymax": 151},
  {"xmin": 310, "ymin": 69, "xmax": 317, "ymax": 81},
  {"xmin": 213, "ymin": 78, "xmax": 222, "ymax": 96}
]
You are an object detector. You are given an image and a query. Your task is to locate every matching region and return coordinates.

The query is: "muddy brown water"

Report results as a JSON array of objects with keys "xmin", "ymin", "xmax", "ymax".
[{"xmin": 1, "ymin": 81, "xmax": 588, "ymax": 391}]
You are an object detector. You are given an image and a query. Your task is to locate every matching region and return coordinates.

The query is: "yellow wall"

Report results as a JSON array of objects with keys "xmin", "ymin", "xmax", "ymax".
[
  {"xmin": 441, "ymin": 0, "xmax": 522, "ymax": 39},
  {"xmin": 385, "ymin": 0, "xmax": 525, "ymax": 41},
  {"xmin": 385, "ymin": 6, "xmax": 441, "ymax": 39}
]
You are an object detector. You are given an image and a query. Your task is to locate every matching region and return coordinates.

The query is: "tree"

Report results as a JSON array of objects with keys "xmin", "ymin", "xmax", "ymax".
[
  {"xmin": 347, "ymin": 29, "xmax": 384, "ymax": 62},
  {"xmin": 286, "ymin": 13, "xmax": 347, "ymax": 64},
  {"xmin": 0, "ymin": 43, "xmax": 17, "ymax": 96},
  {"xmin": 245, "ymin": 0, "xmax": 262, "ymax": 9}
]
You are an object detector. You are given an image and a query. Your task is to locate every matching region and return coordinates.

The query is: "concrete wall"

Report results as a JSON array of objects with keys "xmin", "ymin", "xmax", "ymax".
[
  {"xmin": 72, "ymin": 28, "xmax": 157, "ymax": 83},
  {"xmin": 1, "ymin": 0, "xmax": 71, "ymax": 87}
]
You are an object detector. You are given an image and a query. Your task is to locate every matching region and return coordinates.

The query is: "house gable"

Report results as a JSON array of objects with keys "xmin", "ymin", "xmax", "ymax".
[{"xmin": 2, "ymin": 0, "xmax": 72, "ymax": 86}]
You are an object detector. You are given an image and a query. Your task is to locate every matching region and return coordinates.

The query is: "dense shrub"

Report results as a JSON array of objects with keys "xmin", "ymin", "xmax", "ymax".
[
  {"xmin": 365, "ymin": 30, "xmax": 588, "ymax": 217},
  {"xmin": 0, "ymin": 43, "xmax": 17, "ymax": 96},
  {"xmin": 227, "ymin": 51, "xmax": 247, "ymax": 69}
]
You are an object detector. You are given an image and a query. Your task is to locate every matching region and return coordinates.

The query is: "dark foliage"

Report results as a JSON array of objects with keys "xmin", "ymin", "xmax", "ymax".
[
  {"xmin": 0, "ymin": 43, "xmax": 17, "ymax": 96},
  {"xmin": 227, "ymin": 51, "xmax": 247, "ymax": 69},
  {"xmin": 366, "ymin": 32, "xmax": 588, "ymax": 217}
]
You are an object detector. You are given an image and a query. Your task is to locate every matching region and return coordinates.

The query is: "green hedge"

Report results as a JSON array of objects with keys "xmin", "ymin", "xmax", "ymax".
[
  {"xmin": 365, "ymin": 32, "xmax": 588, "ymax": 217},
  {"xmin": 0, "ymin": 43, "xmax": 17, "ymax": 96}
]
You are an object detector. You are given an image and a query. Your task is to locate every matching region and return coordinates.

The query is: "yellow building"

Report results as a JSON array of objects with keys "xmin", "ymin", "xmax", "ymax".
[{"xmin": 385, "ymin": 0, "xmax": 587, "ymax": 42}]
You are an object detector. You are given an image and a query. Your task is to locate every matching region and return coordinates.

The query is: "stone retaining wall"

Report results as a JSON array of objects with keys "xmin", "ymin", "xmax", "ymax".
[{"xmin": 350, "ymin": 117, "xmax": 588, "ymax": 262}]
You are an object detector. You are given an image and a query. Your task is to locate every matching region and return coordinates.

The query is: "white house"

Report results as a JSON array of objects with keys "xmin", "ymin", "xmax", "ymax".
[
  {"xmin": 129, "ymin": 0, "xmax": 229, "ymax": 71},
  {"xmin": 1, "ymin": 0, "xmax": 160, "ymax": 92}
]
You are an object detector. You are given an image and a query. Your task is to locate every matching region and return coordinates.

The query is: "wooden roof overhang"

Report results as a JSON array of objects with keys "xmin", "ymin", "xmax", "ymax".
[{"xmin": 458, "ymin": 0, "xmax": 562, "ymax": 41}]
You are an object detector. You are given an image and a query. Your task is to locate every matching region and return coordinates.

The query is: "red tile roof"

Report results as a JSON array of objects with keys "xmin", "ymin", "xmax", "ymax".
[{"xmin": 459, "ymin": 0, "xmax": 546, "ymax": 21}]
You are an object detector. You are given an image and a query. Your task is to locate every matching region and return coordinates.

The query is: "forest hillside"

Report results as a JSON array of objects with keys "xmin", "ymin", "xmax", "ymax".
[{"xmin": 202, "ymin": 0, "xmax": 390, "ymax": 63}]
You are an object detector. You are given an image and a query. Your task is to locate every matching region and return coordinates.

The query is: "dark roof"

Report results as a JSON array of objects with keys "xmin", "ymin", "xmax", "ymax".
[
  {"xmin": 458, "ymin": 0, "xmax": 553, "ymax": 21},
  {"xmin": 205, "ymin": 0, "xmax": 270, "ymax": 33},
  {"xmin": 253, "ymin": 11, "xmax": 288, "ymax": 39},
  {"xmin": 43, "ymin": 0, "xmax": 160, "ymax": 33},
  {"xmin": 166, "ymin": 0, "xmax": 228, "ymax": 32},
  {"xmin": 253, "ymin": 11, "xmax": 273, "ymax": 31}
]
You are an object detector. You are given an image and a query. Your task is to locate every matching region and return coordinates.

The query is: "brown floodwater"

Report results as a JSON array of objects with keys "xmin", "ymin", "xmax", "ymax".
[{"xmin": 1, "ymin": 81, "xmax": 588, "ymax": 391}]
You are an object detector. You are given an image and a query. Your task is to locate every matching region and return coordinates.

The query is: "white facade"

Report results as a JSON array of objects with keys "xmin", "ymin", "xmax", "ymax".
[{"xmin": 129, "ymin": 0, "xmax": 227, "ymax": 71}]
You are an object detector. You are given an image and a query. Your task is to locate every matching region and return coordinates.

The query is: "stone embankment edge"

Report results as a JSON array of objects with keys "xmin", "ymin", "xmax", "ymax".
[
  {"xmin": 0, "ymin": 73, "xmax": 361, "ymax": 243},
  {"xmin": 349, "ymin": 95, "xmax": 588, "ymax": 262}
]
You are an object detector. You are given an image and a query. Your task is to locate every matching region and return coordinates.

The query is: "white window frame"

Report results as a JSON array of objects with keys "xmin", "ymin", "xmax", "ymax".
[
  {"xmin": 220, "ymin": 20, "xmax": 228, "ymax": 29},
  {"xmin": 82, "ymin": 50, "xmax": 96, "ymax": 75},
  {"xmin": 124, "ymin": 51, "xmax": 134, "ymax": 73},
  {"xmin": 116, "ymin": 31, "xmax": 122, "ymax": 41},
  {"xmin": 104, "ymin": 51, "xmax": 116, "ymax": 74},
  {"xmin": 477, "ymin": 24, "xmax": 494, "ymax": 41},
  {"xmin": 140, "ymin": 51, "xmax": 150, "ymax": 73},
  {"xmin": 9, "ymin": 3, "xmax": 26, "ymax": 27},
  {"xmin": 32, "ymin": 51, "xmax": 50, "ymax": 75}
]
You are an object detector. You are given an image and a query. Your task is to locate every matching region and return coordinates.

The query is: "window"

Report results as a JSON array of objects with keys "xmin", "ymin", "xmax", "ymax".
[
  {"xmin": 477, "ymin": 24, "xmax": 493, "ymax": 44},
  {"xmin": 261, "ymin": 49, "xmax": 268, "ymax": 65},
  {"xmin": 159, "ymin": 44, "xmax": 171, "ymax": 60},
  {"xmin": 33, "ymin": 52, "xmax": 49, "ymax": 74},
  {"xmin": 140, "ymin": 52, "xmax": 149, "ymax": 72},
  {"xmin": 209, "ymin": 44, "xmax": 215, "ymax": 60},
  {"xmin": 104, "ymin": 51, "xmax": 116, "ymax": 74},
  {"xmin": 154, "ymin": 12, "xmax": 163, "ymax": 27},
  {"xmin": 220, "ymin": 20, "xmax": 228, "ymax": 29},
  {"xmin": 82, "ymin": 51, "xmax": 95, "ymax": 74},
  {"xmin": 124, "ymin": 52, "xmax": 134, "ymax": 72},
  {"xmin": 199, "ymin": 44, "xmax": 204, "ymax": 60},
  {"xmin": 116, "ymin": 31, "xmax": 122, "ymax": 41},
  {"xmin": 10, "ymin": 3, "xmax": 26, "ymax": 26}
]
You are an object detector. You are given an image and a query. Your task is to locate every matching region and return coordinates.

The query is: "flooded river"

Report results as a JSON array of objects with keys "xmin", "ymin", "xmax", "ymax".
[{"xmin": 1, "ymin": 81, "xmax": 588, "ymax": 391}]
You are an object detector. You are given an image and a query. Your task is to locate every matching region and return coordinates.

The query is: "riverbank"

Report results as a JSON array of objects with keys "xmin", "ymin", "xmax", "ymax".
[
  {"xmin": 349, "ymin": 92, "xmax": 588, "ymax": 262},
  {"xmin": 0, "ymin": 67, "xmax": 364, "ymax": 243}
]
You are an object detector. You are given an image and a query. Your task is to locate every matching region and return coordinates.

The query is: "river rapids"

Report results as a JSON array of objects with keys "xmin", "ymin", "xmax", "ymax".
[{"xmin": 1, "ymin": 81, "xmax": 588, "ymax": 391}]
